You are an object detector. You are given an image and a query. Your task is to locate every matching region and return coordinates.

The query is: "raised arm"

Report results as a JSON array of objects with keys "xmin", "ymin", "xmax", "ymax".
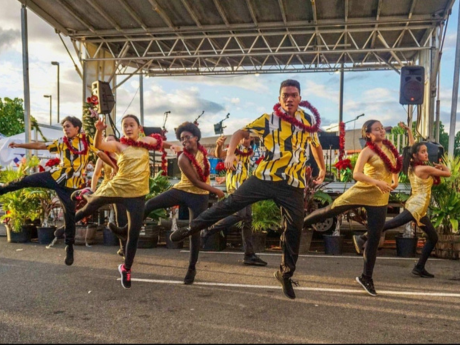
[
  {"xmin": 94, "ymin": 118, "xmax": 121, "ymax": 153},
  {"xmin": 178, "ymin": 154, "xmax": 225, "ymax": 199},
  {"xmin": 91, "ymin": 158, "xmax": 103, "ymax": 192},
  {"xmin": 399, "ymin": 122, "xmax": 415, "ymax": 146},
  {"xmin": 9, "ymin": 142, "xmax": 47, "ymax": 150},
  {"xmin": 215, "ymin": 135, "xmax": 227, "ymax": 159},
  {"xmin": 224, "ymin": 130, "xmax": 249, "ymax": 170}
]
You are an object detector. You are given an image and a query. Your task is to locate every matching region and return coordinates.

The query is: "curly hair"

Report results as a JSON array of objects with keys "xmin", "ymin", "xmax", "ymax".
[
  {"xmin": 175, "ymin": 122, "xmax": 201, "ymax": 141},
  {"xmin": 61, "ymin": 116, "xmax": 83, "ymax": 133}
]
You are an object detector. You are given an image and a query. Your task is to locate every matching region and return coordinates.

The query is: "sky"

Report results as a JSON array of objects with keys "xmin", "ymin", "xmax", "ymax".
[{"xmin": 1, "ymin": 0, "xmax": 460, "ymax": 142}]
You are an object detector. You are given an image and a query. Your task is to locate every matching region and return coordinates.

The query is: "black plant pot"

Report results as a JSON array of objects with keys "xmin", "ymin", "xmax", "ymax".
[
  {"xmin": 396, "ymin": 236, "xmax": 418, "ymax": 258},
  {"xmin": 37, "ymin": 226, "xmax": 56, "ymax": 245},
  {"xmin": 202, "ymin": 231, "xmax": 226, "ymax": 251},
  {"xmin": 6, "ymin": 225, "xmax": 32, "ymax": 243},
  {"xmin": 251, "ymin": 232, "xmax": 267, "ymax": 253},
  {"xmin": 323, "ymin": 234, "xmax": 343, "ymax": 255},
  {"xmin": 137, "ymin": 225, "xmax": 160, "ymax": 249}
]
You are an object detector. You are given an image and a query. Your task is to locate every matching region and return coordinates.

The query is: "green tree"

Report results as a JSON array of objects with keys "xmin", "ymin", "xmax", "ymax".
[
  {"xmin": 0, "ymin": 97, "xmax": 25, "ymax": 137},
  {"xmin": 433, "ymin": 122, "xmax": 449, "ymax": 152}
]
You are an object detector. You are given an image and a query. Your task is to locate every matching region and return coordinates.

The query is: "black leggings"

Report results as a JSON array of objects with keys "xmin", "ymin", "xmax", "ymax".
[
  {"xmin": 75, "ymin": 195, "xmax": 145, "ymax": 270},
  {"xmin": 144, "ymin": 188, "xmax": 209, "ymax": 269},
  {"xmin": 304, "ymin": 204, "xmax": 387, "ymax": 278},
  {"xmin": 113, "ymin": 203, "xmax": 128, "ymax": 252},
  {"xmin": 382, "ymin": 210, "xmax": 438, "ymax": 268},
  {"xmin": 0, "ymin": 172, "xmax": 76, "ymax": 245}
]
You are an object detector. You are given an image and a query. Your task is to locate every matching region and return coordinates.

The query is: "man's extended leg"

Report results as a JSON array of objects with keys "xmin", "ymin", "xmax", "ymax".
[{"xmin": 170, "ymin": 176, "xmax": 270, "ymax": 242}]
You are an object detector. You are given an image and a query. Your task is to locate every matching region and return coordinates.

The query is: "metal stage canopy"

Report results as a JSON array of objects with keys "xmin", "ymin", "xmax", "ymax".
[{"xmin": 18, "ymin": 0, "xmax": 455, "ymax": 77}]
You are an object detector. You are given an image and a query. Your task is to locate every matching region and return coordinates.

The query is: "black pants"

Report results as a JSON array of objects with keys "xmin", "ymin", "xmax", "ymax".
[
  {"xmin": 304, "ymin": 204, "xmax": 387, "ymax": 278},
  {"xmin": 75, "ymin": 195, "xmax": 145, "ymax": 270},
  {"xmin": 189, "ymin": 176, "xmax": 305, "ymax": 278},
  {"xmin": 144, "ymin": 188, "xmax": 209, "ymax": 269},
  {"xmin": 0, "ymin": 171, "xmax": 76, "ymax": 245},
  {"xmin": 113, "ymin": 203, "xmax": 128, "ymax": 252},
  {"xmin": 205, "ymin": 204, "xmax": 255, "ymax": 255},
  {"xmin": 382, "ymin": 210, "xmax": 438, "ymax": 269}
]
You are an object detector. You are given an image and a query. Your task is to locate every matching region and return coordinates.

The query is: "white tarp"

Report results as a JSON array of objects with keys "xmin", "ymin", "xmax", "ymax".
[{"xmin": 0, "ymin": 126, "xmax": 63, "ymax": 167}]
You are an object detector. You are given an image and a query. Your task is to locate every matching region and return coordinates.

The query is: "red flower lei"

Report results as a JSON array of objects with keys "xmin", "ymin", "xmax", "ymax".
[
  {"xmin": 63, "ymin": 134, "xmax": 89, "ymax": 156},
  {"xmin": 235, "ymin": 147, "xmax": 253, "ymax": 157},
  {"xmin": 182, "ymin": 144, "xmax": 210, "ymax": 182},
  {"xmin": 120, "ymin": 134, "xmax": 163, "ymax": 151},
  {"xmin": 411, "ymin": 161, "xmax": 440, "ymax": 185},
  {"xmin": 273, "ymin": 101, "xmax": 321, "ymax": 133},
  {"xmin": 366, "ymin": 139, "xmax": 403, "ymax": 174}
]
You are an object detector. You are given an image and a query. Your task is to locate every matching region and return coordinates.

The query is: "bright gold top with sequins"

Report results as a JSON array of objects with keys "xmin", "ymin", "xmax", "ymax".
[
  {"xmin": 95, "ymin": 146, "xmax": 149, "ymax": 198},
  {"xmin": 173, "ymin": 150, "xmax": 210, "ymax": 195},
  {"xmin": 332, "ymin": 145, "xmax": 395, "ymax": 208},
  {"xmin": 404, "ymin": 169, "xmax": 433, "ymax": 226}
]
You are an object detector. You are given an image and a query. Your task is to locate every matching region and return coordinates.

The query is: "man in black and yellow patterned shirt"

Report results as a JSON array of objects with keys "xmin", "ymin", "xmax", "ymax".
[
  {"xmin": 3, "ymin": 116, "xmax": 115, "ymax": 265},
  {"xmin": 201, "ymin": 135, "xmax": 267, "ymax": 266},
  {"xmin": 170, "ymin": 79, "xmax": 326, "ymax": 299}
]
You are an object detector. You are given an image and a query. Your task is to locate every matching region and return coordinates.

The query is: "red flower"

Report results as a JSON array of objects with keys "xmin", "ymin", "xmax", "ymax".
[
  {"xmin": 215, "ymin": 161, "xmax": 226, "ymax": 172},
  {"xmin": 45, "ymin": 158, "xmax": 61, "ymax": 167},
  {"xmin": 90, "ymin": 95, "xmax": 99, "ymax": 105},
  {"xmin": 335, "ymin": 159, "xmax": 352, "ymax": 171}
]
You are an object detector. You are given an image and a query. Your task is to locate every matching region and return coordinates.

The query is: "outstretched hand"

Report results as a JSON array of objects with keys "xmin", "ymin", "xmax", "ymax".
[
  {"xmin": 8, "ymin": 142, "xmax": 19, "ymax": 149},
  {"xmin": 224, "ymin": 153, "xmax": 238, "ymax": 170},
  {"xmin": 95, "ymin": 117, "xmax": 107, "ymax": 131},
  {"xmin": 398, "ymin": 122, "xmax": 409, "ymax": 131}
]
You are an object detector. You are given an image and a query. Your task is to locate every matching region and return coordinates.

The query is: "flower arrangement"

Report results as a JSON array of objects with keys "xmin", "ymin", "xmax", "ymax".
[
  {"xmin": 334, "ymin": 122, "xmax": 353, "ymax": 182},
  {"xmin": 215, "ymin": 161, "xmax": 226, "ymax": 177},
  {"xmin": 83, "ymin": 95, "xmax": 99, "ymax": 137}
]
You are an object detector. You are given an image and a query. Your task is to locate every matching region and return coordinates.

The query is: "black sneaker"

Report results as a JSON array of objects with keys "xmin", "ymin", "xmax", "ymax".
[
  {"xmin": 118, "ymin": 264, "xmax": 131, "ymax": 289},
  {"xmin": 412, "ymin": 266, "xmax": 435, "ymax": 278},
  {"xmin": 170, "ymin": 227, "xmax": 191, "ymax": 243},
  {"xmin": 356, "ymin": 275, "xmax": 377, "ymax": 296},
  {"xmin": 64, "ymin": 244, "xmax": 74, "ymax": 266},
  {"xmin": 184, "ymin": 268, "xmax": 196, "ymax": 285},
  {"xmin": 353, "ymin": 235, "xmax": 365, "ymax": 255},
  {"xmin": 109, "ymin": 222, "xmax": 128, "ymax": 242},
  {"xmin": 243, "ymin": 254, "xmax": 268, "ymax": 266},
  {"xmin": 274, "ymin": 271, "xmax": 298, "ymax": 299}
]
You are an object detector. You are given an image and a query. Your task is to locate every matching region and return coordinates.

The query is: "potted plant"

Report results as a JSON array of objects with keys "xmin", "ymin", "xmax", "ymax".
[
  {"xmin": 0, "ymin": 157, "xmax": 42, "ymax": 243},
  {"xmin": 142, "ymin": 171, "xmax": 171, "ymax": 248},
  {"xmin": 28, "ymin": 188, "xmax": 60, "ymax": 245},
  {"xmin": 430, "ymin": 154, "xmax": 460, "ymax": 259},
  {"xmin": 250, "ymin": 199, "xmax": 282, "ymax": 253}
]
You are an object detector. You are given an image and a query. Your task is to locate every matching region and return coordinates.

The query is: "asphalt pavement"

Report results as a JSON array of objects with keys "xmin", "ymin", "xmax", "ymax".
[{"xmin": 1, "ymin": 237, "xmax": 460, "ymax": 343}]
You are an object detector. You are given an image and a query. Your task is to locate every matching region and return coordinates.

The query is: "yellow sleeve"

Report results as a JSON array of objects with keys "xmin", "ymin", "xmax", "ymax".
[
  {"xmin": 242, "ymin": 114, "xmax": 269, "ymax": 137},
  {"xmin": 46, "ymin": 139, "xmax": 60, "ymax": 154},
  {"xmin": 87, "ymin": 136, "xmax": 100, "ymax": 154}
]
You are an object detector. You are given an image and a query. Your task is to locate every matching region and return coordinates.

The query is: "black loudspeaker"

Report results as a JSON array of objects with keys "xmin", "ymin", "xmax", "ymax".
[
  {"xmin": 167, "ymin": 158, "xmax": 181, "ymax": 178},
  {"xmin": 92, "ymin": 80, "xmax": 115, "ymax": 114},
  {"xmin": 399, "ymin": 66, "xmax": 425, "ymax": 105},
  {"xmin": 317, "ymin": 133, "xmax": 340, "ymax": 149},
  {"xmin": 143, "ymin": 127, "xmax": 162, "ymax": 136},
  {"xmin": 214, "ymin": 123, "xmax": 223, "ymax": 135}
]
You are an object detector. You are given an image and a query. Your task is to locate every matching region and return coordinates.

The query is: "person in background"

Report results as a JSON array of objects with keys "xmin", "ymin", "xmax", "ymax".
[{"xmin": 201, "ymin": 135, "xmax": 267, "ymax": 266}]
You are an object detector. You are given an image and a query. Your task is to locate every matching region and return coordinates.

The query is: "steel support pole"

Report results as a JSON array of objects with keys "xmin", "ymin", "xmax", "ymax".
[
  {"xmin": 57, "ymin": 63, "xmax": 60, "ymax": 123},
  {"xmin": 140, "ymin": 74, "xmax": 144, "ymax": 125},
  {"xmin": 448, "ymin": 5, "xmax": 460, "ymax": 156},
  {"xmin": 21, "ymin": 4, "xmax": 31, "ymax": 151}
]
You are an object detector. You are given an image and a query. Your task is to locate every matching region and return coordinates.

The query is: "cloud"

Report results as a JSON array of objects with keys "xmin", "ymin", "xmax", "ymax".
[{"xmin": 0, "ymin": 28, "xmax": 20, "ymax": 54}]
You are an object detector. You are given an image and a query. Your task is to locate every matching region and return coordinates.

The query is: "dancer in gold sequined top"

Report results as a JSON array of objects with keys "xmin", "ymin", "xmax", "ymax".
[
  {"xmin": 354, "ymin": 122, "xmax": 451, "ymax": 278},
  {"xmin": 304, "ymin": 120, "xmax": 401, "ymax": 297},
  {"xmin": 71, "ymin": 114, "xmax": 173, "ymax": 289},
  {"xmin": 91, "ymin": 134, "xmax": 128, "ymax": 259}
]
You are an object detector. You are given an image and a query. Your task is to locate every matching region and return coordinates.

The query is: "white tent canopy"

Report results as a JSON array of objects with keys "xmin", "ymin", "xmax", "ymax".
[{"xmin": 0, "ymin": 125, "xmax": 63, "ymax": 167}]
